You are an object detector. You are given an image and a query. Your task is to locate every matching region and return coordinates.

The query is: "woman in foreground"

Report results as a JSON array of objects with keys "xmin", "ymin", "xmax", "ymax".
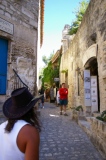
[{"xmin": 0, "ymin": 87, "xmax": 42, "ymax": 160}]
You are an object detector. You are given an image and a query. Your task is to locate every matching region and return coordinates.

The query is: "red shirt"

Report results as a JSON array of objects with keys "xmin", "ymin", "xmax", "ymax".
[{"xmin": 59, "ymin": 88, "xmax": 68, "ymax": 100}]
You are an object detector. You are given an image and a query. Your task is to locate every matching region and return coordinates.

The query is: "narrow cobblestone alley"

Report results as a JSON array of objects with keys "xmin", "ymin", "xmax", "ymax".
[{"xmin": 39, "ymin": 102, "xmax": 104, "ymax": 160}]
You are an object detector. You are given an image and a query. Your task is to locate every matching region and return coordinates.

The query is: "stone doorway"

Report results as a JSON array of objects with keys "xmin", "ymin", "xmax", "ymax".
[{"xmin": 84, "ymin": 57, "xmax": 100, "ymax": 112}]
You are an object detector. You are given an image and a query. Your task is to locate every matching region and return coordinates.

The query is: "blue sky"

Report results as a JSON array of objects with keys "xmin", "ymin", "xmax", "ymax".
[{"xmin": 39, "ymin": 0, "xmax": 83, "ymax": 64}]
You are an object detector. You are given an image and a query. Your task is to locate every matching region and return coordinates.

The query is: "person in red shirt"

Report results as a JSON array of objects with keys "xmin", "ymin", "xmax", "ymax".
[{"xmin": 59, "ymin": 83, "xmax": 68, "ymax": 116}]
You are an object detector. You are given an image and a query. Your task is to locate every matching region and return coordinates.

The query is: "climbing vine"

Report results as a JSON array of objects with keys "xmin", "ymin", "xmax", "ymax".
[{"xmin": 68, "ymin": 0, "xmax": 89, "ymax": 35}]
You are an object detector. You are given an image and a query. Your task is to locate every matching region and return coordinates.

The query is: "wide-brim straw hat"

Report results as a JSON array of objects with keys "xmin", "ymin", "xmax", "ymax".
[{"xmin": 3, "ymin": 87, "xmax": 42, "ymax": 119}]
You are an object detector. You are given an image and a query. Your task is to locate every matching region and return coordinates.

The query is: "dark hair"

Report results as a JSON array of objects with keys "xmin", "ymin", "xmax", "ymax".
[{"xmin": 5, "ymin": 107, "xmax": 41, "ymax": 132}]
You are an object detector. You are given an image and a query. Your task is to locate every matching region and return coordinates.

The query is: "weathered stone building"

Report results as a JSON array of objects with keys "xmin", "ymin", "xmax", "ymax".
[
  {"xmin": 59, "ymin": 0, "xmax": 106, "ymax": 157},
  {"xmin": 0, "ymin": 0, "xmax": 44, "ymax": 102},
  {"xmin": 60, "ymin": 0, "xmax": 106, "ymax": 114}
]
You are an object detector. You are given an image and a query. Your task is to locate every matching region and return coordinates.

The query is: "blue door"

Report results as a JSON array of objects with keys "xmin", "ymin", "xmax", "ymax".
[{"xmin": 0, "ymin": 38, "xmax": 8, "ymax": 94}]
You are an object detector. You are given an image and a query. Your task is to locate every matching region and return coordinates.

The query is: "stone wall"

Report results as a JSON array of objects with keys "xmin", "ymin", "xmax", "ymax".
[
  {"xmin": 0, "ymin": 0, "xmax": 39, "ymax": 97},
  {"xmin": 88, "ymin": 117, "xmax": 106, "ymax": 159},
  {"xmin": 60, "ymin": 0, "xmax": 106, "ymax": 113}
]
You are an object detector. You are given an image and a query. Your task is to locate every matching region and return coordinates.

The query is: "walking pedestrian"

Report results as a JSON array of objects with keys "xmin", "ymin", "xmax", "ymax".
[
  {"xmin": 0, "ymin": 87, "xmax": 42, "ymax": 160},
  {"xmin": 56, "ymin": 88, "xmax": 60, "ymax": 106},
  {"xmin": 59, "ymin": 83, "xmax": 68, "ymax": 116},
  {"xmin": 52, "ymin": 84, "xmax": 57, "ymax": 103},
  {"xmin": 39, "ymin": 86, "xmax": 45, "ymax": 108},
  {"xmin": 50, "ymin": 86, "xmax": 54, "ymax": 103}
]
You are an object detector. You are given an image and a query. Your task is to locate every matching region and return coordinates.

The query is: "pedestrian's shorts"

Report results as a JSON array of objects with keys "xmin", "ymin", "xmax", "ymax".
[{"xmin": 59, "ymin": 99, "xmax": 68, "ymax": 105}]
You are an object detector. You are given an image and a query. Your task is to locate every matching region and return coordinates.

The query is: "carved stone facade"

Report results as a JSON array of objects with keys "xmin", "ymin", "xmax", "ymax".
[
  {"xmin": 0, "ymin": 0, "xmax": 43, "ymax": 100},
  {"xmin": 60, "ymin": 0, "xmax": 106, "ymax": 114}
]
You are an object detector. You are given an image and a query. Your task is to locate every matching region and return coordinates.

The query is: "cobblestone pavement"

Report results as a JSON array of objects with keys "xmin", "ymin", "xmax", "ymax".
[{"xmin": 39, "ymin": 102, "xmax": 104, "ymax": 160}]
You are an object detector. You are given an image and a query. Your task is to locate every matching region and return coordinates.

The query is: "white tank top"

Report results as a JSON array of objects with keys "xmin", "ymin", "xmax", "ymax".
[{"xmin": 0, "ymin": 120, "xmax": 29, "ymax": 160}]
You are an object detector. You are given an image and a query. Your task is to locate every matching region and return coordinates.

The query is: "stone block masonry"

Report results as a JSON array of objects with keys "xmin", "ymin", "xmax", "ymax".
[
  {"xmin": 60, "ymin": 0, "xmax": 106, "ymax": 157},
  {"xmin": 0, "ymin": 0, "xmax": 40, "ymax": 97},
  {"xmin": 0, "ymin": 0, "xmax": 39, "ymax": 29},
  {"xmin": 88, "ymin": 117, "xmax": 106, "ymax": 159}
]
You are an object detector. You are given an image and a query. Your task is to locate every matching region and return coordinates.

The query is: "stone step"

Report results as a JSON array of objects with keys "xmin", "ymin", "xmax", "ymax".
[
  {"xmin": 78, "ymin": 115, "xmax": 87, "ymax": 121},
  {"xmin": 78, "ymin": 120, "xmax": 91, "ymax": 137},
  {"xmin": 92, "ymin": 112, "xmax": 101, "ymax": 118}
]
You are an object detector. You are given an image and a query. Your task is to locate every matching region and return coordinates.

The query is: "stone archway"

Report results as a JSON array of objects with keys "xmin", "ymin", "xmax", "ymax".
[
  {"xmin": 83, "ymin": 44, "xmax": 100, "ymax": 113},
  {"xmin": 84, "ymin": 57, "xmax": 100, "ymax": 112},
  {"xmin": 82, "ymin": 44, "xmax": 97, "ymax": 66},
  {"xmin": 84, "ymin": 57, "xmax": 98, "ymax": 75}
]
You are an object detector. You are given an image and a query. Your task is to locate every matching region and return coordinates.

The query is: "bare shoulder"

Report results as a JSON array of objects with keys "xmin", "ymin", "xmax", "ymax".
[
  {"xmin": 17, "ymin": 124, "xmax": 40, "ymax": 156},
  {"xmin": 21, "ymin": 124, "xmax": 39, "ymax": 133},
  {"xmin": 19, "ymin": 124, "xmax": 39, "ymax": 141}
]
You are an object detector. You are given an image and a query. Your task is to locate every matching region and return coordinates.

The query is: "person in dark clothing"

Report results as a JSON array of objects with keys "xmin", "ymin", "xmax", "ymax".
[{"xmin": 39, "ymin": 86, "xmax": 45, "ymax": 108}]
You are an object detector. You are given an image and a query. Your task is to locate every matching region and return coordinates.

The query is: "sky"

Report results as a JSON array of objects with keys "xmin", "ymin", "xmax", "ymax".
[{"xmin": 39, "ymin": 0, "xmax": 83, "ymax": 67}]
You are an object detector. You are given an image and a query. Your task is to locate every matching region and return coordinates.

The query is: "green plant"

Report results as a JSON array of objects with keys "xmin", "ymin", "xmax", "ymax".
[
  {"xmin": 96, "ymin": 110, "xmax": 106, "ymax": 122},
  {"xmin": 42, "ymin": 61, "xmax": 59, "ymax": 86},
  {"xmin": 71, "ymin": 105, "xmax": 83, "ymax": 112},
  {"xmin": 68, "ymin": 0, "xmax": 89, "ymax": 35},
  {"xmin": 61, "ymin": 69, "xmax": 68, "ymax": 74},
  {"xmin": 40, "ymin": 52, "xmax": 61, "ymax": 87},
  {"xmin": 75, "ymin": 105, "xmax": 83, "ymax": 112}
]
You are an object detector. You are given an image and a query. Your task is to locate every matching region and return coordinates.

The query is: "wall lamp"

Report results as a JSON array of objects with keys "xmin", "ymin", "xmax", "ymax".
[{"xmin": 76, "ymin": 67, "xmax": 84, "ymax": 80}]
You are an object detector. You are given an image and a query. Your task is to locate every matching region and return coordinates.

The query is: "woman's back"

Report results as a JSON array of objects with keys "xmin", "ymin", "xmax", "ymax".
[{"xmin": 0, "ymin": 120, "xmax": 28, "ymax": 160}]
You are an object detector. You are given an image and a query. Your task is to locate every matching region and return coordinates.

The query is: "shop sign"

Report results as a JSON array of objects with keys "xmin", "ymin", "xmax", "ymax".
[
  {"xmin": 84, "ymin": 70, "xmax": 91, "ymax": 106},
  {"xmin": 91, "ymin": 76, "xmax": 98, "ymax": 112},
  {"xmin": 54, "ymin": 78, "xmax": 59, "ymax": 82}
]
